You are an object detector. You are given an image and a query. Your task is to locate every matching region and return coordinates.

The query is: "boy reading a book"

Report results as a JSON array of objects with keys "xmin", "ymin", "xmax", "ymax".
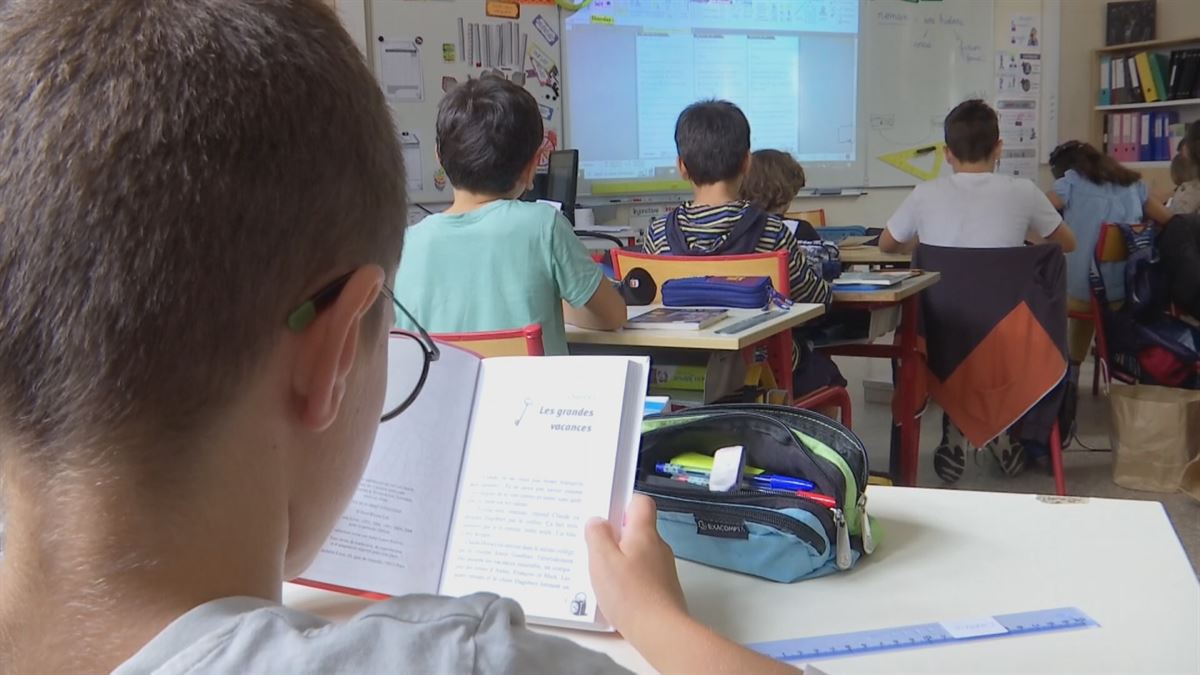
[
  {"xmin": 643, "ymin": 100, "xmax": 833, "ymax": 307},
  {"xmin": 0, "ymin": 2, "xmax": 794, "ymax": 674},
  {"xmin": 393, "ymin": 77, "xmax": 625, "ymax": 355}
]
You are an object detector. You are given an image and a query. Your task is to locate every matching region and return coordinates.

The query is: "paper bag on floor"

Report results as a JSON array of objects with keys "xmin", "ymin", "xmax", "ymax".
[
  {"xmin": 1109, "ymin": 385, "xmax": 1200, "ymax": 492},
  {"xmin": 1182, "ymin": 456, "xmax": 1200, "ymax": 503}
]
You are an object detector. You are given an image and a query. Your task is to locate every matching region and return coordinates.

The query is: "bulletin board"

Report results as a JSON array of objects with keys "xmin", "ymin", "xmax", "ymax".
[{"xmin": 366, "ymin": 0, "xmax": 566, "ymax": 206}]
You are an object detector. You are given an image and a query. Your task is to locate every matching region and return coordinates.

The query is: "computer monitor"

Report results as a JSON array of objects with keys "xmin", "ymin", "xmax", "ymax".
[{"xmin": 545, "ymin": 150, "xmax": 579, "ymax": 225}]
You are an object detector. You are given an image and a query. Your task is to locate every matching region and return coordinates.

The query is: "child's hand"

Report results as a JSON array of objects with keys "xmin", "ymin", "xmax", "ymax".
[{"xmin": 584, "ymin": 494, "xmax": 687, "ymax": 633}]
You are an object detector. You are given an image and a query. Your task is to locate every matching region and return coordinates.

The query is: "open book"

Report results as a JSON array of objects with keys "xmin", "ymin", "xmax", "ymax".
[{"xmin": 297, "ymin": 340, "xmax": 648, "ymax": 631}]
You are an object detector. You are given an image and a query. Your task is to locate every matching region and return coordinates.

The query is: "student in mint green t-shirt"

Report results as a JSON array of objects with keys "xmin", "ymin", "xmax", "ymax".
[{"xmin": 395, "ymin": 78, "xmax": 625, "ymax": 354}]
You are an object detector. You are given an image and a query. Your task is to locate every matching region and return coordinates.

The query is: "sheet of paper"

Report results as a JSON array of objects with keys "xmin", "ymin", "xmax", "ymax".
[
  {"xmin": 377, "ymin": 40, "xmax": 423, "ymax": 102},
  {"xmin": 439, "ymin": 357, "xmax": 638, "ymax": 625},
  {"xmin": 997, "ymin": 99, "xmax": 1038, "ymax": 149},
  {"xmin": 398, "ymin": 129, "xmax": 423, "ymax": 192},
  {"xmin": 299, "ymin": 343, "xmax": 481, "ymax": 597}
]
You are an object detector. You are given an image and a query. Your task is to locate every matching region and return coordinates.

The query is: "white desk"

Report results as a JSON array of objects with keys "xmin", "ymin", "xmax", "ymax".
[
  {"xmin": 566, "ymin": 303, "xmax": 826, "ymax": 351},
  {"xmin": 283, "ymin": 486, "xmax": 1199, "ymax": 675}
]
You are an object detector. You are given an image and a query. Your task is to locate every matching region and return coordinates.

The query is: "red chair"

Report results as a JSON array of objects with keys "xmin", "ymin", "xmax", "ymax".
[
  {"xmin": 611, "ymin": 250, "xmax": 851, "ymax": 427},
  {"xmin": 432, "ymin": 324, "xmax": 544, "ymax": 358},
  {"xmin": 1076, "ymin": 223, "xmax": 1130, "ymax": 394}
]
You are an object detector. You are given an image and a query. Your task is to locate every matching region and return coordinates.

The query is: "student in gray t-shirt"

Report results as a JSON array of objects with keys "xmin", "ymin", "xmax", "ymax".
[{"xmin": 0, "ymin": 2, "xmax": 796, "ymax": 674}]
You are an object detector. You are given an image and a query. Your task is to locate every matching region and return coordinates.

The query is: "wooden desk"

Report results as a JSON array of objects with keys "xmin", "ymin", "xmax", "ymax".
[
  {"xmin": 825, "ymin": 274, "xmax": 941, "ymax": 486},
  {"xmin": 282, "ymin": 487, "xmax": 1200, "ymax": 674},
  {"xmin": 568, "ymin": 304, "xmax": 825, "ymax": 400},
  {"xmin": 838, "ymin": 246, "xmax": 912, "ymax": 267}
]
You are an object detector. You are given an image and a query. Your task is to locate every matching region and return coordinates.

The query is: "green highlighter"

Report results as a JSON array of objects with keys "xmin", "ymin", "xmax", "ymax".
[{"xmin": 669, "ymin": 452, "xmax": 766, "ymax": 476}]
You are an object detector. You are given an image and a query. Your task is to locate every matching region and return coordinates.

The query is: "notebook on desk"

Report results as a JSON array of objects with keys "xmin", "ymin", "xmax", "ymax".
[{"xmin": 833, "ymin": 271, "xmax": 917, "ymax": 288}]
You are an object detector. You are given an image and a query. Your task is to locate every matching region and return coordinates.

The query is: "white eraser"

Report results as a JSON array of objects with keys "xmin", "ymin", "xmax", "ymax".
[{"xmin": 708, "ymin": 445, "xmax": 745, "ymax": 492}]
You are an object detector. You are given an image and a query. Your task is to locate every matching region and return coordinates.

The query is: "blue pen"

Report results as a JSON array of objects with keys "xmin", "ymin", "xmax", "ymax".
[{"xmin": 750, "ymin": 474, "xmax": 816, "ymax": 492}]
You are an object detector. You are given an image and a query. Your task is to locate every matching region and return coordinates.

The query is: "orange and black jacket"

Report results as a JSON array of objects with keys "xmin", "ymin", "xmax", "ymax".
[{"xmin": 914, "ymin": 243, "xmax": 1068, "ymax": 448}]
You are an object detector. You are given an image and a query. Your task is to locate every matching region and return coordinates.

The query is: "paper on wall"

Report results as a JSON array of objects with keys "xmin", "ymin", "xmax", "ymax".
[
  {"xmin": 996, "ymin": 51, "xmax": 1041, "ymax": 100},
  {"xmin": 399, "ymin": 130, "xmax": 424, "ymax": 192},
  {"xmin": 378, "ymin": 40, "xmax": 423, "ymax": 102},
  {"xmin": 998, "ymin": 147, "xmax": 1038, "ymax": 179},
  {"xmin": 997, "ymin": 99, "xmax": 1038, "ymax": 149}
]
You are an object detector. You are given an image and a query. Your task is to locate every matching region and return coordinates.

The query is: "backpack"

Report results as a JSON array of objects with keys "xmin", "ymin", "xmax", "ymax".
[
  {"xmin": 1090, "ymin": 222, "xmax": 1200, "ymax": 389},
  {"xmin": 797, "ymin": 239, "xmax": 842, "ymax": 281},
  {"xmin": 1120, "ymin": 223, "xmax": 1169, "ymax": 319}
]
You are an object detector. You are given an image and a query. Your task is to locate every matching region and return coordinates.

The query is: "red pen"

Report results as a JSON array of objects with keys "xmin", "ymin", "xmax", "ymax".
[{"xmin": 792, "ymin": 491, "xmax": 838, "ymax": 509}]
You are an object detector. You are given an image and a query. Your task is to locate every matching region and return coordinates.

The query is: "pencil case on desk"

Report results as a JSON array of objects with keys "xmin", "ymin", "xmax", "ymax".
[
  {"xmin": 660, "ymin": 276, "xmax": 791, "ymax": 310},
  {"xmin": 636, "ymin": 404, "xmax": 874, "ymax": 582}
]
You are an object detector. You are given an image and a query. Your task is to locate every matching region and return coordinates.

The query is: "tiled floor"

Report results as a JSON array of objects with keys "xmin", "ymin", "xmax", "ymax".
[{"xmin": 835, "ymin": 356, "xmax": 1200, "ymax": 575}]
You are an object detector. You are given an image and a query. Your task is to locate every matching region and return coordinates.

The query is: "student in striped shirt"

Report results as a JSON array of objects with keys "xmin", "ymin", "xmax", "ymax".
[{"xmin": 643, "ymin": 100, "xmax": 833, "ymax": 306}]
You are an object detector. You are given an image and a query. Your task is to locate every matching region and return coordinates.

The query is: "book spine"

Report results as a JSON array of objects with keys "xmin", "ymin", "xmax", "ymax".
[
  {"xmin": 1100, "ymin": 55, "xmax": 1112, "ymax": 106},
  {"xmin": 649, "ymin": 365, "xmax": 708, "ymax": 392}
]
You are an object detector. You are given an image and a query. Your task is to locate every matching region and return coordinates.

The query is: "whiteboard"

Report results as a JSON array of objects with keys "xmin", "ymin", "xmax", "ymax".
[
  {"xmin": 367, "ymin": 0, "xmax": 565, "ymax": 205},
  {"xmin": 362, "ymin": 0, "xmax": 1002, "ymax": 196},
  {"xmin": 862, "ymin": 0, "xmax": 994, "ymax": 187}
]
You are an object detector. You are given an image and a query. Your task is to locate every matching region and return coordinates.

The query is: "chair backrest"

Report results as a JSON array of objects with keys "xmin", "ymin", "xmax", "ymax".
[
  {"xmin": 785, "ymin": 208, "xmax": 826, "ymax": 227},
  {"xmin": 611, "ymin": 250, "xmax": 790, "ymax": 304},
  {"xmin": 913, "ymin": 243, "xmax": 1067, "ymax": 448},
  {"xmin": 432, "ymin": 324, "xmax": 545, "ymax": 357},
  {"xmin": 1095, "ymin": 222, "xmax": 1128, "ymax": 263}
]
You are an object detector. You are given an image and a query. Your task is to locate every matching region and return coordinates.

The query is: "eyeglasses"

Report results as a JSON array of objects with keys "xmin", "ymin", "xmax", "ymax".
[{"xmin": 287, "ymin": 271, "xmax": 440, "ymax": 422}]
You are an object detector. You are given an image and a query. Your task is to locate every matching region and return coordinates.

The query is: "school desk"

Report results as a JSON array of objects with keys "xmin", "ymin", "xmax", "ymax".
[
  {"xmin": 281, "ymin": 486, "xmax": 1200, "ymax": 675},
  {"xmin": 837, "ymin": 245, "xmax": 913, "ymax": 267},
  {"xmin": 822, "ymin": 273, "xmax": 941, "ymax": 486},
  {"xmin": 566, "ymin": 303, "xmax": 826, "ymax": 401}
]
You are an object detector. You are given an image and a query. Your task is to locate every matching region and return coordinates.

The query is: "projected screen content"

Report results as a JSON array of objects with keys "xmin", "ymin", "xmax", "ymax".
[{"xmin": 563, "ymin": 0, "xmax": 859, "ymax": 186}]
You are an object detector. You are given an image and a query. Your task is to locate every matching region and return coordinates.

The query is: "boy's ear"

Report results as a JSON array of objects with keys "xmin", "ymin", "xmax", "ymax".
[
  {"xmin": 944, "ymin": 146, "xmax": 959, "ymax": 167},
  {"xmin": 291, "ymin": 265, "xmax": 385, "ymax": 432},
  {"xmin": 992, "ymin": 140, "xmax": 1005, "ymax": 162},
  {"xmin": 676, "ymin": 157, "xmax": 690, "ymax": 182},
  {"xmin": 741, "ymin": 151, "xmax": 752, "ymax": 175}
]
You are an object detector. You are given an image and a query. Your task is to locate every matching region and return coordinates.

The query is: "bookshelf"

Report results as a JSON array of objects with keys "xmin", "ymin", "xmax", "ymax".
[
  {"xmin": 1090, "ymin": 36, "xmax": 1200, "ymax": 167},
  {"xmin": 1095, "ymin": 98, "xmax": 1200, "ymax": 112}
]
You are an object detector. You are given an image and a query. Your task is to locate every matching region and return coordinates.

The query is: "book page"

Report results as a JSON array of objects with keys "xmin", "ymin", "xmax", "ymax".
[
  {"xmin": 439, "ymin": 357, "xmax": 638, "ymax": 626},
  {"xmin": 298, "ymin": 341, "xmax": 480, "ymax": 597}
]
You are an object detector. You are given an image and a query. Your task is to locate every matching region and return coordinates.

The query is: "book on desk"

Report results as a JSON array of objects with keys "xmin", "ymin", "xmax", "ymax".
[
  {"xmin": 297, "ymin": 341, "xmax": 648, "ymax": 631},
  {"xmin": 833, "ymin": 271, "xmax": 917, "ymax": 288},
  {"xmin": 626, "ymin": 307, "xmax": 729, "ymax": 330}
]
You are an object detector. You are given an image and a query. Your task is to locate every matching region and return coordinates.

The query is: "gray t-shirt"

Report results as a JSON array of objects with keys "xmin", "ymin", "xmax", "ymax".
[{"xmin": 114, "ymin": 592, "xmax": 631, "ymax": 674}]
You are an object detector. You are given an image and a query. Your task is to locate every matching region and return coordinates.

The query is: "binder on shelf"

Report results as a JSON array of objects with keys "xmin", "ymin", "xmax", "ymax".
[
  {"xmin": 1138, "ymin": 112, "xmax": 1152, "ymax": 161},
  {"xmin": 1129, "ymin": 113, "xmax": 1137, "ymax": 160},
  {"xmin": 1134, "ymin": 53, "xmax": 1158, "ymax": 102},
  {"xmin": 1124, "ymin": 113, "xmax": 1139, "ymax": 162},
  {"xmin": 1099, "ymin": 55, "xmax": 1112, "ymax": 106},
  {"xmin": 1127, "ymin": 57, "xmax": 1144, "ymax": 103},
  {"xmin": 1178, "ymin": 50, "xmax": 1200, "ymax": 101},
  {"xmin": 1112, "ymin": 56, "xmax": 1126, "ymax": 104},
  {"xmin": 1167, "ymin": 51, "xmax": 1182, "ymax": 99},
  {"xmin": 1150, "ymin": 53, "xmax": 1169, "ymax": 101},
  {"xmin": 1159, "ymin": 111, "xmax": 1181, "ymax": 160},
  {"xmin": 1105, "ymin": 114, "xmax": 1116, "ymax": 158}
]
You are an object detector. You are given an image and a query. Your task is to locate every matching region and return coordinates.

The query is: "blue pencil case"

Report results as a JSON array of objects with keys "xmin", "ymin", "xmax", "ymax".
[{"xmin": 661, "ymin": 276, "xmax": 791, "ymax": 309}]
